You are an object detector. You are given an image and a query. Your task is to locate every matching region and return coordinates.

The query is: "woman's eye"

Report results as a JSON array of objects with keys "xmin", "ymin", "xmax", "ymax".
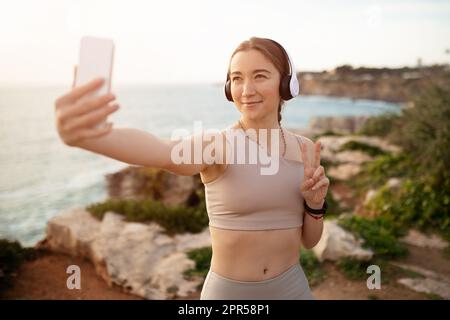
[{"xmin": 232, "ymin": 75, "xmax": 265, "ymax": 82}]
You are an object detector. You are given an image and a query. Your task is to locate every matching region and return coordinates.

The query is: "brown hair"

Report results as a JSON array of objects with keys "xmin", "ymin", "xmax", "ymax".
[{"xmin": 227, "ymin": 37, "xmax": 290, "ymax": 124}]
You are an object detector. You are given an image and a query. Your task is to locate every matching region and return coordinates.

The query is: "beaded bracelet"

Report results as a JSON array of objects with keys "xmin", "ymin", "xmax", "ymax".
[{"xmin": 305, "ymin": 211, "xmax": 324, "ymax": 220}]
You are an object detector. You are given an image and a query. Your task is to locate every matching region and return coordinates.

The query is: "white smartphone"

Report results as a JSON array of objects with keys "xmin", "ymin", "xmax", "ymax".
[{"xmin": 75, "ymin": 36, "xmax": 115, "ymax": 129}]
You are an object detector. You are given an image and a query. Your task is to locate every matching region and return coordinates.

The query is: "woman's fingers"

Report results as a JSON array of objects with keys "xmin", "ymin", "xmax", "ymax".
[
  {"xmin": 64, "ymin": 103, "xmax": 120, "ymax": 132},
  {"xmin": 312, "ymin": 165, "xmax": 324, "ymax": 181},
  {"xmin": 72, "ymin": 65, "xmax": 77, "ymax": 90},
  {"xmin": 313, "ymin": 141, "xmax": 321, "ymax": 168},
  {"xmin": 302, "ymin": 141, "xmax": 322, "ymax": 169},
  {"xmin": 312, "ymin": 177, "xmax": 330, "ymax": 190},
  {"xmin": 300, "ymin": 178, "xmax": 315, "ymax": 193},
  {"xmin": 63, "ymin": 121, "xmax": 113, "ymax": 146},
  {"xmin": 65, "ymin": 93, "xmax": 116, "ymax": 119},
  {"xmin": 56, "ymin": 77, "xmax": 105, "ymax": 107},
  {"xmin": 301, "ymin": 142, "xmax": 310, "ymax": 168},
  {"xmin": 70, "ymin": 77, "xmax": 105, "ymax": 102}
]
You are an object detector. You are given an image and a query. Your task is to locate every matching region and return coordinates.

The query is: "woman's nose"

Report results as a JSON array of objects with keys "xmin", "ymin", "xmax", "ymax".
[{"xmin": 242, "ymin": 80, "xmax": 256, "ymax": 96}]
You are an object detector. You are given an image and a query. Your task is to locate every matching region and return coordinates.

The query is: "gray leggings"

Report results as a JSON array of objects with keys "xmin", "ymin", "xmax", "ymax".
[{"xmin": 200, "ymin": 262, "xmax": 315, "ymax": 300}]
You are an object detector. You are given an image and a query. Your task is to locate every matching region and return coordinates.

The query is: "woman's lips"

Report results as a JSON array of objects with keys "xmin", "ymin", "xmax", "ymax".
[{"xmin": 243, "ymin": 101, "xmax": 262, "ymax": 107}]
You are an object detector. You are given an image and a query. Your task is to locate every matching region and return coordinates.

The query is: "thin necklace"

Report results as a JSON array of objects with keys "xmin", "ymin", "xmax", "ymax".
[{"xmin": 238, "ymin": 120, "xmax": 287, "ymax": 157}]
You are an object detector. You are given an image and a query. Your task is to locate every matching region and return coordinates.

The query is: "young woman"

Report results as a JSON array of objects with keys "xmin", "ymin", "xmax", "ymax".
[{"xmin": 54, "ymin": 37, "xmax": 330, "ymax": 300}]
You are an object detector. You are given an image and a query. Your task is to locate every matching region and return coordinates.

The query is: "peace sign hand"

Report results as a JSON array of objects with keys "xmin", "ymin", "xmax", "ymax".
[{"xmin": 300, "ymin": 140, "xmax": 330, "ymax": 207}]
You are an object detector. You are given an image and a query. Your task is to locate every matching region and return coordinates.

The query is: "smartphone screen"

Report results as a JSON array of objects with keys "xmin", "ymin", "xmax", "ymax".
[{"xmin": 75, "ymin": 36, "xmax": 115, "ymax": 128}]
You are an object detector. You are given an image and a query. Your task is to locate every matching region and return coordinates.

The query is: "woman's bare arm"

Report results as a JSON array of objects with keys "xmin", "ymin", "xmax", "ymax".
[
  {"xmin": 301, "ymin": 209, "xmax": 324, "ymax": 249},
  {"xmin": 75, "ymin": 127, "xmax": 225, "ymax": 176},
  {"xmin": 54, "ymin": 76, "xmax": 226, "ymax": 176},
  {"xmin": 298, "ymin": 136, "xmax": 325, "ymax": 249}
]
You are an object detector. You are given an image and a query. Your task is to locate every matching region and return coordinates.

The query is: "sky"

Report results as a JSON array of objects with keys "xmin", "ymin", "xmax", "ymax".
[{"xmin": 0, "ymin": 0, "xmax": 449, "ymax": 86}]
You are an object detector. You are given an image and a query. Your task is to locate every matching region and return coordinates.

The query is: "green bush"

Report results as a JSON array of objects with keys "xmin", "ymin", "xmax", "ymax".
[
  {"xmin": 348, "ymin": 83, "xmax": 450, "ymax": 239},
  {"xmin": 357, "ymin": 84, "xmax": 450, "ymax": 189},
  {"xmin": 337, "ymin": 256, "xmax": 424, "ymax": 283},
  {"xmin": 313, "ymin": 130, "xmax": 344, "ymax": 139},
  {"xmin": 321, "ymin": 158, "xmax": 343, "ymax": 186},
  {"xmin": 365, "ymin": 153, "xmax": 416, "ymax": 182},
  {"xmin": 86, "ymin": 196, "xmax": 208, "ymax": 236},
  {"xmin": 323, "ymin": 190, "xmax": 344, "ymax": 219},
  {"xmin": 388, "ymin": 85, "xmax": 450, "ymax": 187},
  {"xmin": 348, "ymin": 153, "xmax": 418, "ymax": 196},
  {"xmin": 425, "ymin": 293, "xmax": 445, "ymax": 300},
  {"xmin": 184, "ymin": 246, "xmax": 212, "ymax": 278},
  {"xmin": 336, "ymin": 257, "xmax": 371, "ymax": 280},
  {"xmin": 443, "ymin": 247, "xmax": 450, "ymax": 260},
  {"xmin": 339, "ymin": 140, "xmax": 387, "ymax": 157},
  {"xmin": 183, "ymin": 246, "xmax": 212, "ymax": 290},
  {"xmin": 357, "ymin": 112, "xmax": 400, "ymax": 137},
  {"xmin": 0, "ymin": 239, "xmax": 37, "ymax": 291},
  {"xmin": 299, "ymin": 249, "xmax": 326, "ymax": 286},
  {"xmin": 338, "ymin": 215, "xmax": 408, "ymax": 258},
  {"xmin": 366, "ymin": 176, "xmax": 450, "ymax": 239}
]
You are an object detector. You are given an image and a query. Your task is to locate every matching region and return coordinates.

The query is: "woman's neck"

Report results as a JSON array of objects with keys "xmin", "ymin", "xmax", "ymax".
[
  {"xmin": 238, "ymin": 117, "xmax": 283, "ymax": 150},
  {"xmin": 239, "ymin": 117, "xmax": 281, "ymax": 133}
]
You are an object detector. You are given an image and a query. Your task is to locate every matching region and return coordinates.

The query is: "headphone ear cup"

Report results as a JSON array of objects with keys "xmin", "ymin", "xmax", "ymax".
[
  {"xmin": 224, "ymin": 79, "xmax": 233, "ymax": 102},
  {"xmin": 279, "ymin": 75, "xmax": 293, "ymax": 100}
]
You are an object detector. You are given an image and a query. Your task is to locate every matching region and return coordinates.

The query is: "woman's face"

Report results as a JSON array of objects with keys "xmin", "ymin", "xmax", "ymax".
[{"xmin": 229, "ymin": 49, "xmax": 281, "ymax": 121}]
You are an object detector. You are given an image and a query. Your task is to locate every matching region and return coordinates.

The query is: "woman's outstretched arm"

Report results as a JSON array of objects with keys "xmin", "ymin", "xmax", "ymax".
[
  {"xmin": 75, "ymin": 127, "xmax": 216, "ymax": 176},
  {"xmin": 54, "ymin": 75, "xmax": 224, "ymax": 176}
]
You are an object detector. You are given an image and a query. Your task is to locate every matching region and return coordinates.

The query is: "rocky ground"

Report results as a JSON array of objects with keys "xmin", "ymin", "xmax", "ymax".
[
  {"xmin": 3, "ymin": 215, "xmax": 447, "ymax": 300},
  {"xmin": 1, "ymin": 251, "xmax": 142, "ymax": 300}
]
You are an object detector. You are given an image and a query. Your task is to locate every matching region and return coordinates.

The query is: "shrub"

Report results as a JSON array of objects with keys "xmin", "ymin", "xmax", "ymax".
[
  {"xmin": 336, "ymin": 257, "xmax": 371, "ymax": 280},
  {"xmin": 354, "ymin": 84, "xmax": 450, "ymax": 234},
  {"xmin": 86, "ymin": 197, "xmax": 208, "ymax": 236},
  {"xmin": 443, "ymin": 247, "xmax": 450, "ymax": 260},
  {"xmin": 338, "ymin": 215, "xmax": 408, "ymax": 258},
  {"xmin": 339, "ymin": 140, "xmax": 387, "ymax": 157},
  {"xmin": 323, "ymin": 191, "xmax": 344, "ymax": 219},
  {"xmin": 366, "ymin": 176, "xmax": 450, "ymax": 239},
  {"xmin": 183, "ymin": 246, "xmax": 212, "ymax": 290},
  {"xmin": 184, "ymin": 246, "xmax": 212, "ymax": 278},
  {"xmin": 0, "ymin": 239, "xmax": 36, "ymax": 291},
  {"xmin": 313, "ymin": 130, "xmax": 344, "ymax": 139},
  {"xmin": 299, "ymin": 249, "xmax": 326, "ymax": 286},
  {"xmin": 348, "ymin": 153, "xmax": 418, "ymax": 196},
  {"xmin": 357, "ymin": 112, "xmax": 400, "ymax": 137},
  {"xmin": 337, "ymin": 256, "xmax": 424, "ymax": 283},
  {"xmin": 388, "ymin": 84, "xmax": 450, "ymax": 187}
]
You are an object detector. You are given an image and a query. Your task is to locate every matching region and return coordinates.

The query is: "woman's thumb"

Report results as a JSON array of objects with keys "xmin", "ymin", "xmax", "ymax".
[{"xmin": 72, "ymin": 65, "xmax": 78, "ymax": 89}]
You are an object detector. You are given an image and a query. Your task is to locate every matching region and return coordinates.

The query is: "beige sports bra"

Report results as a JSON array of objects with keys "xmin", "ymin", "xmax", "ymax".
[{"xmin": 203, "ymin": 126, "xmax": 305, "ymax": 231}]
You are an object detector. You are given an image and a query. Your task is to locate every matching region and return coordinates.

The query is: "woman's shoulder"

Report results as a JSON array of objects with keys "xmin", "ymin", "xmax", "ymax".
[
  {"xmin": 200, "ymin": 126, "xmax": 232, "ymax": 175},
  {"xmin": 284, "ymin": 129, "xmax": 315, "ymax": 163},
  {"xmin": 284, "ymin": 129, "xmax": 314, "ymax": 146}
]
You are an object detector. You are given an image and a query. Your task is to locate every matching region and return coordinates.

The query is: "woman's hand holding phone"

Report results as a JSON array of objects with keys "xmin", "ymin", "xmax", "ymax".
[{"xmin": 54, "ymin": 66, "xmax": 120, "ymax": 147}]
